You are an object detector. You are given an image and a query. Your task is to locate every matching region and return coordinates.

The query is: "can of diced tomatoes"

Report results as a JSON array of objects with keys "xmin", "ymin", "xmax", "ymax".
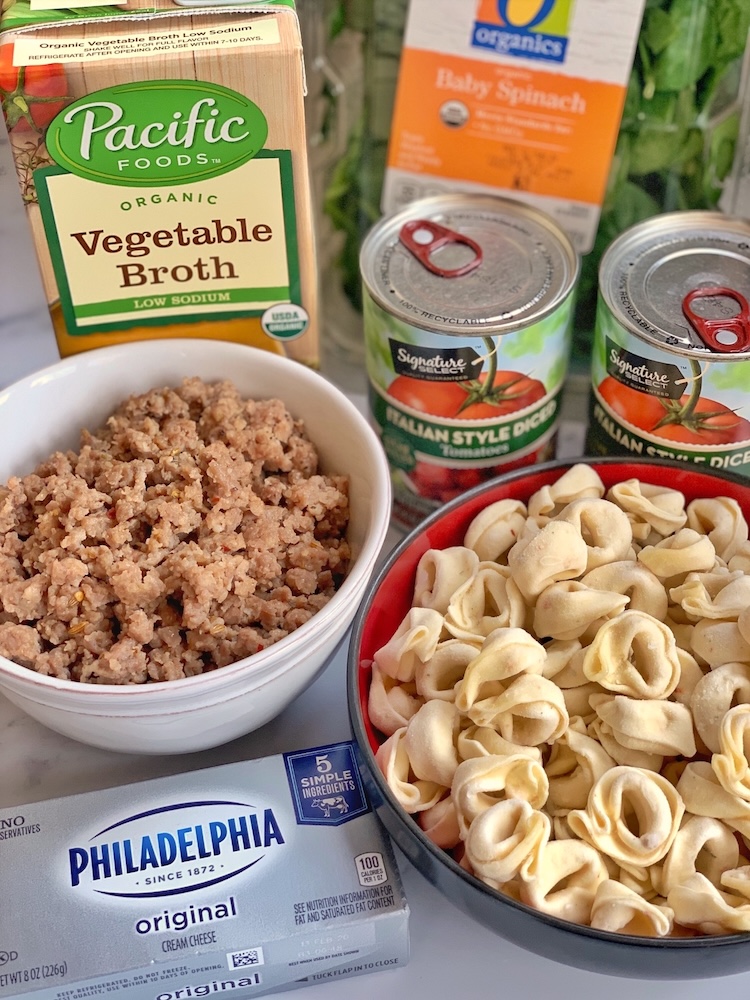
[
  {"xmin": 586, "ymin": 211, "xmax": 750, "ymax": 478},
  {"xmin": 360, "ymin": 193, "xmax": 579, "ymax": 530}
]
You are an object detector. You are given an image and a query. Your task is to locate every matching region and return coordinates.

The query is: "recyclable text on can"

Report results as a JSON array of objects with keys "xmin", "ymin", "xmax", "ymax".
[
  {"xmin": 360, "ymin": 194, "xmax": 579, "ymax": 530},
  {"xmin": 587, "ymin": 211, "xmax": 750, "ymax": 478}
]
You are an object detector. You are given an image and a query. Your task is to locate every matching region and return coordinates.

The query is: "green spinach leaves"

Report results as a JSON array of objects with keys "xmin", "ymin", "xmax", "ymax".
[{"xmin": 573, "ymin": 0, "xmax": 750, "ymax": 360}]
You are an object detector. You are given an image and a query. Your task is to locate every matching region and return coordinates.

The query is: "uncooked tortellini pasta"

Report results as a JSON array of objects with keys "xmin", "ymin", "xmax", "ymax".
[
  {"xmin": 369, "ymin": 466, "xmax": 750, "ymax": 938},
  {"xmin": 582, "ymin": 611, "xmax": 681, "ymax": 700},
  {"xmin": 590, "ymin": 880, "xmax": 674, "ymax": 936},
  {"xmin": 606, "ymin": 479, "xmax": 687, "ymax": 539},
  {"xmin": 567, "ymin": 767, "xmax": 684, "ymax": 875},
  {"xmin": 413, "ymin": 546, "xmax": 479, "ymax": 614},
  {"xmin": 463, "ymin": 498, "xmax": 527, "ymax": 562}
]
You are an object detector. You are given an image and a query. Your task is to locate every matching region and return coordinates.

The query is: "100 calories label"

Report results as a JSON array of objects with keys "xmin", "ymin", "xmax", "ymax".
[{"xmin": 361, "ymin": 194, "xmax": 578, "ymax": 530}]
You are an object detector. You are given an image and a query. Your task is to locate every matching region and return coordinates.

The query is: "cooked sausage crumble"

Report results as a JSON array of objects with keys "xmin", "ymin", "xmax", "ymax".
[{"xmin": 0, "ymin": 378, "xmax": 350, "ymax": 684}]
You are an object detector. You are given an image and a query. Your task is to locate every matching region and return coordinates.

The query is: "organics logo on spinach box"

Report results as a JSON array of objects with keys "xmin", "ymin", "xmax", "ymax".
[
  {"xmin": 46, "ymin": 79, "xmax": 268, "ymax": 186},
  {"xmin": 471, "ymin": 0, "xmax": 575, "ymax": 62}
]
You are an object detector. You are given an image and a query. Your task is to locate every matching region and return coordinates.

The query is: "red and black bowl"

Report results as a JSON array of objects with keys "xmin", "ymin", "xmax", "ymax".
[{"xmin": 347, "ymin": 457, "xmax": 750, "ymax": 980}]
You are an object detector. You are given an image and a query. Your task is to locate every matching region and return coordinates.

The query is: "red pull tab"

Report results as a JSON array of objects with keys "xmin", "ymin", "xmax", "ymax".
[
  {"xmin": 682, "ymin": 286, "xmax": 750, "ymax": 353},
  {"xmin": 399, "ymin": 219, "xmax": 482, "ymax": 278}
]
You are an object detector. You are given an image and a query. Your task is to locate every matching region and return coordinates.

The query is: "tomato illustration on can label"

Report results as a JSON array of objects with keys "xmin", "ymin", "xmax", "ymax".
[
  {"xmin": 596, "ymin": 375, "xmax": 750, "ymax": 447},
  {"xmin": 0, "ymin": 45, "xmax": 68, "ymax": 134},
  {"xmin": 588, "ymin": 319, "xmax": 750, "ymax": 474},
  {"xmin": 364, "ymin": 291, "xmax": 573, "ymax": 529}
]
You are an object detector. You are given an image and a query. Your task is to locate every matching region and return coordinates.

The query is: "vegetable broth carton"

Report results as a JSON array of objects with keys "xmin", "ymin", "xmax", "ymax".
[
  {"xmin": 0, "ymin": 0, "xmax": 319, "ymax": 366},
  {"xmin": 0, "ymin": 741, "xmax": 409, "ymax": 1000}
]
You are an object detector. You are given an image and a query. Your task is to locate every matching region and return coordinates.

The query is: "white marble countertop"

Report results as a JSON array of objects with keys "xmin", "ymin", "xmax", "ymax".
[{"xmin": 2, "ymin": 128, "xmax": 749, "ymax": 998}]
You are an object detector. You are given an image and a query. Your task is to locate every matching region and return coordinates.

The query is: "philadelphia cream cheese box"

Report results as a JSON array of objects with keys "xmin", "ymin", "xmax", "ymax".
[{"xmin": 0, "ymin": 740, "xmax": 409, "ymax": 999}]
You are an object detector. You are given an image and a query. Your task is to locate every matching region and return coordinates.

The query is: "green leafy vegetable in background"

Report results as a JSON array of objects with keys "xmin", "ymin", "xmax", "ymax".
[
  {"xmin": 323, "ymin": 0, "xmax": 407, "ymax": 313},
  {"xmin": 707, "ymin": 358, "xmax": 750, "ymax": 392},
  {"xmin": 572, "ymin": 0, "xmax": 750, "ymax": 363}
]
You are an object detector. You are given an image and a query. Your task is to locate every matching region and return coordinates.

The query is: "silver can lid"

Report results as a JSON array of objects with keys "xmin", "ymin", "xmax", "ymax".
[
  {"xmin": 360, "ymin": 194, "xmax": 579, "ymax": 336},
  {"xmin": 599, "ymin": 210, "xmax": 750, "ymax": 360}
]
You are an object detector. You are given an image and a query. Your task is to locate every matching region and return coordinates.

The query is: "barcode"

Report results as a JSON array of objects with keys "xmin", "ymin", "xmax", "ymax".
[{"xmin": 228, "ymin": 946, "xmax": 264, "ymax": 969}]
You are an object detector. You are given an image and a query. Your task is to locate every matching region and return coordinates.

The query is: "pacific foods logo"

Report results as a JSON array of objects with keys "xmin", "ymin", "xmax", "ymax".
[
  {"xmin": 471, "ymin": 0, "xmax": 575, "ymax": 63},
  {"xmin": 46, "ymin": 80, "xmax": 268, "ymax": 186},
  {"xmin": 67, "ymin": 800, "xmax": 286, "ymax": 898}
]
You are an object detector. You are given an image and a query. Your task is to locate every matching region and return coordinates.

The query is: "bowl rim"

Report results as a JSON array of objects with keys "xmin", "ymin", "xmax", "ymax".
[
  {"xmin": 0, "ymin": 338, "xmax": 391, "ymax": 697},
  {"xmin": 347, "ymin": 455, "xmax": 750, "ymax": 950}
]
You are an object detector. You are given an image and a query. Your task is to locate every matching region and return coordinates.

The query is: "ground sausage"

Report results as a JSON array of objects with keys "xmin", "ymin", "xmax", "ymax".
[{"xmin": 0, "ymin": 377, "xmax": 350, "ymax": 683}]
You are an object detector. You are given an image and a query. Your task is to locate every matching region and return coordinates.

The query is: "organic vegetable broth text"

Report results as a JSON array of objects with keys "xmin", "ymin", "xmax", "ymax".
[
  {"xmin": 361, "ymin": 194, "xmax": 579, "ymax": 530},
  {"xmin": 587, "ymin": 211, "xmax": 750, "ymax": 478},
  {"xmin": 0, "ymin": 1, "xmax": 318, "ymax": 365}
]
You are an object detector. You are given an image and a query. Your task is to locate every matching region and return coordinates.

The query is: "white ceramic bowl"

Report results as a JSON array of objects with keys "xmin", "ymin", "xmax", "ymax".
[{"xmin": 0, "ymin": 339, "xmax": 391, "ymax": 754}]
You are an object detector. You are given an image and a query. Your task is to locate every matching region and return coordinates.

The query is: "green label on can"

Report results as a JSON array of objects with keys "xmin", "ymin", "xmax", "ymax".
[{"xmin": 370, "ymin": 384, "xmax": 560, "ymax": 466}]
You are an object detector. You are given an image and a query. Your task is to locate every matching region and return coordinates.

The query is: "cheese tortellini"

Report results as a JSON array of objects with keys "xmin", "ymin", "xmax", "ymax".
[{"xmin": 370, "ymin": 466, "xmax": 750, "ymax": 938}]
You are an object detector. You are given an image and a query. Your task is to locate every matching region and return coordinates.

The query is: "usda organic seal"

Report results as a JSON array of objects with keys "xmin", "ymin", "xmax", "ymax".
[{"xmin": 261, "ymin": 304, "xmax": 309, "ymax": 340}]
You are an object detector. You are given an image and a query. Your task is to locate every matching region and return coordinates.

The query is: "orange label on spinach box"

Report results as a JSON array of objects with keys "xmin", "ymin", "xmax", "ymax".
[
  {"xmin": 0, "ymin": 2, "xmax": 318, "ymax": 366},
  {"xmin": 383, "ymin": 0, "xmax": 647, "ymax": 253}
]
